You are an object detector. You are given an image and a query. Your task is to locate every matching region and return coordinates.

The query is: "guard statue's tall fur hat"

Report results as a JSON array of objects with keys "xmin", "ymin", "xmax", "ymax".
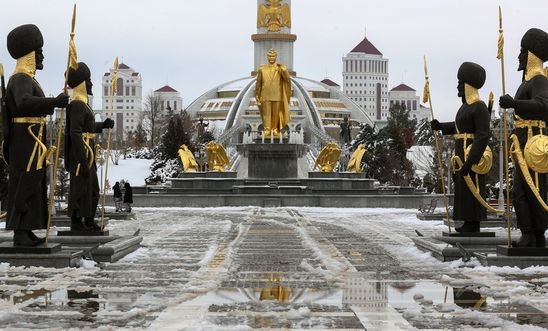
[
  {"xmin": 7, "ymin": 24, "xmax": 43, "ymax": 59},
  {"xmin": 521, "ymin": 28, "xmax": 548, "ymax": 62},
  {"xmin": 67, "ymin": 62, "xmax": 91, "ymax": 88},
  {"xmin": 457, "ymin": 62, "xmax": 486, "ymax": 89}
]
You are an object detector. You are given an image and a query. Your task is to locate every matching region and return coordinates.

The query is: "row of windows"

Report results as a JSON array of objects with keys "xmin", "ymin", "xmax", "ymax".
[
  {"xmin": 160, "ymin": 100, "xmax": 179, "ymax": 110},
  {"xmin": 314, "ymin": 101, "xmax": 346, "ymax": 108},
  {"xmin": 390, "ymin": 99, "xmax": 418, "ymax": 111},
  {"xmin": 345, "ymin": 59, "xmax": 387, "ymax": 74},
  {"xmin": 346, "ymin": 83, "xmax": 388, "ymax": 88},
  {"xmin": 345, "ymin": 75, "xmax": 388, "ymax": 81},
  {"xmin": 105, "ymin": 79, "xmax": 137, "ymax": 84},
  {"xmin": 104, "ymin": 84, "xmax": 137, "ymax": 97},
  {"xmin": 106, "ymin": 105, "xmax": 136, "ymax": 110}
]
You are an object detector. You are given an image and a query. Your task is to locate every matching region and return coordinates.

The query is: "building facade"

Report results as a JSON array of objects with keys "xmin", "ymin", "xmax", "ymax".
[
  {"xmin": 153, "ymin": 85, "xmax": 183, "ymax": 114},
  {"xmin": 389, "ymin": 83, "xmax": 430, "ymax": 123},
  {"xmin": 102, "ymin": 63, "xmax": 143, "ymax": 140},
  {"xmin": 343, "ymin": 36, "xmax": 390, "ymax": 127}
]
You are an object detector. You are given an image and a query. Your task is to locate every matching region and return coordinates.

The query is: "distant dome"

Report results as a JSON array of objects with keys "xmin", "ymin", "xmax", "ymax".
[{"xmin": 186, "ymin": 75, "xmax": 375, "ymax": 140}]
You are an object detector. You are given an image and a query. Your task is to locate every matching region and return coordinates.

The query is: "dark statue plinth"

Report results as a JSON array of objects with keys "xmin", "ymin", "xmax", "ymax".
[
  {"xmin": 57, "ymin": 230, "xmax": 110, "ymax": 236},
  {"xmin": 496, "ymin": 245, "xmax": 548, "ymax": 256},
  {"xmin": 238, "ymin": 143, "xmax": 307, "ymax": 179},
  {"xmin": 177, "ymin": 171, "xmax": 237, "ymax": 179},
  {"xmin": 0, "ymin": 242, "xmax": 62, "ymax": 254},
  {"xmin": 442, "ymin": 231, "xmax": 495, "ymax": 237}
]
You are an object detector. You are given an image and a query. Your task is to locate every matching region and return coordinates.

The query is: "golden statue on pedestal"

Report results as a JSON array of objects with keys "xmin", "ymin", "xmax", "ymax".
[
  {"xmin": 255, "ymin": 49, "xmax": 291, "ymax": 138},
  {"xmin": 178, "ymin": 144, "xmax": 199, "ymax": 172},
  {"xmin": 314, "ymin": 142, "xmax": 341, "ymax": 172},
  {"xmin": 205, "ymin": 141, "xmax": 231, "ymax": 172},
  {"xmin": 347, "ymin": 144, "xmax": 367, "ymax": 173},
  {"xmin": 257, "ymin": 0, "xmax": 291, "ymax": 32}
]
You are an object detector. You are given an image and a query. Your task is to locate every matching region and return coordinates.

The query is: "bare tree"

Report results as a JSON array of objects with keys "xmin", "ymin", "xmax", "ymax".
[{"xmin": 142, "ymin": 92, "xmax": 163, "ymax": 147}]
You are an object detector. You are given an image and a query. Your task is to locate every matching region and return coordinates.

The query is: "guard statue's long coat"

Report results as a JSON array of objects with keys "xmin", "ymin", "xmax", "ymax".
[
  {"xmin": 438, "ymin": 101, "xmax": 491, "ymax": 222},
  {"xmin": 5, "ymin": 73, "xmax": 55, "ymax": 230},
  {"xmin": 512, "ymin": 74, "xmax": 548, "ymax": 232},
  {"xmin": 65, "ymin": 100, "xmax": 105, "ymax": 218}
]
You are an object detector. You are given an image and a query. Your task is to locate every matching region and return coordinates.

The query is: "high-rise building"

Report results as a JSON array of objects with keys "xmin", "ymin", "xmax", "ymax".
[
  {"xmin": 389, "ymin": 83, "xmax": 430, "ymax": 123},
  {"xmin": 153, "ymin": 85, "xmax": 183, "ymax": 113},
  {"xmin": 102, "ymin": 62, "xmax": 143, "ymax": 140},
  {"xmin": 343, "ymin": 35, "xmax": 389, "ymax": 127}
]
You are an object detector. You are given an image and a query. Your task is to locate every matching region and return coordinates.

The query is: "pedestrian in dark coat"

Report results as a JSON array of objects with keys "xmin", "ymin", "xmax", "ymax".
[
  {"xmin": 123, "ymin": 182, "xmax": 133, "ymax": 213},
  {"xmin": 431, "ymin": 62, "xmax": 491, "ymax": 233},
  {"xmin": 113, "ymin": 182, "xmax": 122, "ymax": 212},
  {"xmin": 4, "ymin": 24, "xmax": 69, "ymax": 246}
]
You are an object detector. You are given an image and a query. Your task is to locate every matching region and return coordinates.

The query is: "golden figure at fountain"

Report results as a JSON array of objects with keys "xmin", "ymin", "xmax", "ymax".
[
  {"xmin": 178, "ymin": 144, "xmax": 199, "ymax": 172},
  {"xmin": 205, "ymin": 141, "xmax": 231, "ymax": 172},
  {"xmin": 347, "ymin": 144, "xmax": 367, "ymax": 173},
  {"xmin": 255, "ymin": 49, "xmax": 291, "ymax": 138},
  {"xmin": 314, "ymin": 142, "xmax": 341, "ymax": 172},
  {"xmin": 257, "ymin": 0, "xmax": 291, "ymax": 32}
]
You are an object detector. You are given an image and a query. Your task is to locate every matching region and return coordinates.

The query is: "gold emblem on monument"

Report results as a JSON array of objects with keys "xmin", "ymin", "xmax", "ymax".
[{"xmin": 257, "ymin": 0, "xmax": 291, "ymax": 32}]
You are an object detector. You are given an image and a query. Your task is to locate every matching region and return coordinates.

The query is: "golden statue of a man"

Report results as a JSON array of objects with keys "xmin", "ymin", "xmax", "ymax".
[{"xmin": 255, "ymin": 49, "xmax": 291, "ymax": 137}]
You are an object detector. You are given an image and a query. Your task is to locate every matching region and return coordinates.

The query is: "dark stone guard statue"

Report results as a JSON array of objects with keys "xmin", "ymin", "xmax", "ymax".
[
  {"xmin": 431, "ymin": 62, "xmax": 491, "ymax": 233},
  {"xmin": 65, "ymin": 62, "xmax": 114, "ymax": 232},
  {"xmin": 499, "ymin": 28, "xmax": 548, "ymax": 248},
  {"xmin": 4, "ymin": 24, "xmax": 69, "ymax": 246}
]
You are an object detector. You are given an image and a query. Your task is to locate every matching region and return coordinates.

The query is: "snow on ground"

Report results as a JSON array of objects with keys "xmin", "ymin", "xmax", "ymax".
[{"xmin": 100, "ymin": 157, "xmax": 153, "ymax": 188}]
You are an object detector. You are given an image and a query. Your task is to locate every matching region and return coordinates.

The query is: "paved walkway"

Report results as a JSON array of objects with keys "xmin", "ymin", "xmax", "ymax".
[{"xmin": 0, "ymin": 207, "xmax": 547, "ymax": 330}]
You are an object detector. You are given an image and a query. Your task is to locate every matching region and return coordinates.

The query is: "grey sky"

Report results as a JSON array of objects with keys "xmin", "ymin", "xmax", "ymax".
[{"xmin": 1, "ymin": 0, "xmax": 547, "ymax": 121}]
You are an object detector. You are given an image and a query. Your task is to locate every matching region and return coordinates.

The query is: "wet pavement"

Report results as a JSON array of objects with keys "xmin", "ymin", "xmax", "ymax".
[{"xmin": 0, "ymin": 207, "xmax": 547, "ymax": 330}]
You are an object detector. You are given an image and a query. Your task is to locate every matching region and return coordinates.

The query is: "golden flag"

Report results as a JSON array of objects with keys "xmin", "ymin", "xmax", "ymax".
[
  {"xmin": 422, "ymin": 80, "xmax": 430, "ymax": 104},
  {"xmin": 68, "ymin": 38, "xmax": 78, "ymax": 70},
  {"xmin": 111, "ymin": 57, "xmax": 119, "ymax": 95},
  {"xmin": 497, "ymin": 6, "xmax": 504, "ymax": 60}
]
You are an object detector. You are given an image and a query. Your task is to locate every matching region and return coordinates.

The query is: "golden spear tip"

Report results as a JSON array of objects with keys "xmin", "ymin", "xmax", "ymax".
[
  {"xmin": 489, "ymin": 91, "xmax": 494, "ymax": 101},
  {"xmin": 498, "ymin": 6, "xmax": 502, "ymax": 28},
  {"xmin": 423, "ymin": 55, "xmax": 428, "ymax": 76},
  {"xmin": 114, "ymin": 56, "xmax": 119, "ymax": 71},
  {"xmin": 0, "ymin": 64, "xmax": 3, "ymax": 76},
  {"xmin": 71, "ymin": 4, "xmax": 77, "ymax": 33}
]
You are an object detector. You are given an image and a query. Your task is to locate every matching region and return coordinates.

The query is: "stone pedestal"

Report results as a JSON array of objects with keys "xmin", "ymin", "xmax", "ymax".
[
  {"xmin": 177, "ymin": 171, "xmax": 237, "ymax": 179},
  {"xmin": 238, "ymin": 143, "xmax": 307, "ymax": 179}
]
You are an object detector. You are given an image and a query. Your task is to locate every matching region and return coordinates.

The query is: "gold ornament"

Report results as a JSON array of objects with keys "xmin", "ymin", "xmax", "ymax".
[
  {"xmin": 257, "ymin": 0, "xmax": 291, "ymax": 32},
  {"xmin": 178, "ymin": 144, "xmax": 199, "ymax": 172},
  {"xmin": 314, "ymin": 142, "xmax": 341, "ymax": 172},
  {"xmin": 205, "ymin": 141, "xmax": 231, "ymax": 172},
  {"xmin": 346, "ymin": 144, "xmax": 366, "ymax": 173}
]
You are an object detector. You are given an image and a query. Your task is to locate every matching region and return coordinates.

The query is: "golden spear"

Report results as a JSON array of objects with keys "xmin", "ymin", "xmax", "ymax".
[
  {"xmin": 496, "ymin": 6, "xmax": 512, "ymax": 247},
  {"xmin": 99, "ymin": 57, "xmax": 118, "ymax": 230},
  {"xmin": 45, "ymin": 4, "xmax": 77, "ymax": 246},
  {"xmin": 423, "ymin": 56, "xmax": 452, "ymax": 232}
]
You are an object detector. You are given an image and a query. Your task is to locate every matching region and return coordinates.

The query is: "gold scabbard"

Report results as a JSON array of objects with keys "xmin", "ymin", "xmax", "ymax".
[
  {"xmin": 510, "ymin": 134, "xmax": 548, "ymax": 211},
  {"xmin": 82, "ymin": 134, "xmax": 95, "ymax": 168},
  {"xmin": 451, "ymin": 155, "xmax": 502, "ymax": 213}
]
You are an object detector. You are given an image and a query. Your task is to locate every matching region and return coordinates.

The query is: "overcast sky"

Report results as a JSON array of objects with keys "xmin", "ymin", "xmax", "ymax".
[{"xmin": 1, "ymin": 0, "xmax": 546, "ymax": 121}]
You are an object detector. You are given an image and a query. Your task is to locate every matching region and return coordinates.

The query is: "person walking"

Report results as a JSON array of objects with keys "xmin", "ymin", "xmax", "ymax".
[
  {"xmin": 123, "ymin": 182, "xmax": 133, "ymax": 213},
  {"xmin": 112, "ymin": 182, "xmax": 122, "ymax": 212}
]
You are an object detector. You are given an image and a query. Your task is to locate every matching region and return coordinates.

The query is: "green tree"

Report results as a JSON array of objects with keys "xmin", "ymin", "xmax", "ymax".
[{"xmin": 160, "ymin": 111, "xmax": 194, "ymax": 160}]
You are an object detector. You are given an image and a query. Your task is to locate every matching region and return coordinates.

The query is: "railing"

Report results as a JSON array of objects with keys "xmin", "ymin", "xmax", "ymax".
[{"xmin": 241, "ymin": 130, "xmax": 304, "ymax": 144}]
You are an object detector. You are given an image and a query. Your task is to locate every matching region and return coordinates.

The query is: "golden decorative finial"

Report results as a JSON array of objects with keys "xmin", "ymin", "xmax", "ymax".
[
  {"xmin": 258, "ymin": 0, "xmax": 291, "ymax": 32},
  {"xmin": 0, "ymin": 64, "xmax": 4, "ymax": 77}
]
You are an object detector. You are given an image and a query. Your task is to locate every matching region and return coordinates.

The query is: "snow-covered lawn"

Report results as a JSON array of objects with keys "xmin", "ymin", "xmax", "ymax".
[{"xmin": 99, "ymin": 157, "xmax": 153, "ymax": 188}]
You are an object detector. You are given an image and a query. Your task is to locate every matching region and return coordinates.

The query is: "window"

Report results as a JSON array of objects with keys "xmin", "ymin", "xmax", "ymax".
[
  {"xmin": 126, "ymin": 87, "xmax": 130, "ymax": 96},
  {"xmin": 117, "ymin": 78, "xmax": 123, "ymax": 96},
  {"xmin": 104, "ymin": 86, "xmax": 108, "ymax": 96},
  {"xmin": 174, "ymin": 101, "xmax": 177, "ymax": 110},
  {"xmin": 132, "ymin": 86, "xmax": 136, "ymax": 96},
  {"xmin": 413, "ymin": 100, "xmax": 417, "ymax": 110}
]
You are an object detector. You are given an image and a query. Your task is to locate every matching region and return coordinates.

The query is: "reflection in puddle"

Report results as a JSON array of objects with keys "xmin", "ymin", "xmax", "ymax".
[{"xmin": 453, "ymin": 287, "xmax": 486, "ymax": 309}]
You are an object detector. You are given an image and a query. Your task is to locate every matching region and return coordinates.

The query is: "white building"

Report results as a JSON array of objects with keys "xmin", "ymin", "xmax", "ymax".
[
  {"xmin": 153, "ymin": 85, "xmax": 183, "ymax": 113},
  {"xmin": 102, "ymin": 63, "xmax": 143, "ymax": 140},
  {"xmin": 343, "ymin": 35, "xmax": 390, "ymax": 127},
  {"xmin": 389, "ymin": 83, "xmax": 430, "ymax": 123}
]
